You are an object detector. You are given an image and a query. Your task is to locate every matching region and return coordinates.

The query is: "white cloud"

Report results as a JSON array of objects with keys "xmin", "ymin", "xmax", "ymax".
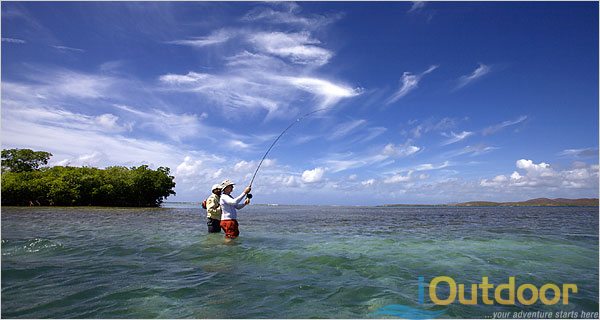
[
  {"xmin": 225, "ymin": 50, "xmax": 288, "ymax": 70},
  {"xmin": 320, "ymin": 140, "xmax": 421, "ymax": 174},
  {"xmin": 162, "ymin": 19, "xmax": 360, "ymax": 119},
  {"xmin": 301, "ymin": 167, "xmax": 325, "ymax": 183},
  {"xmin": 2, "ymin": 116, "xmax": 185, "ymax": 170},
  {"xmin": 243, "ymin": 3, "xmax": 341, "ymax": 29},
  {"xmin": 158, "ymin": 71, "xmax": 210, "ymax": 84},
  {"xmin": 515, "ymin": 159, "xmax": 555, "ymax": 177},
  {"xmin": 414, "ymin": 161, "xmax": 450, "ymax": 171},
  {"xmin": 386, "ymin": 65, "xmax": 438, "ymax": 104},
  {"xmin": 480, "ymin": 159, "xmax": 599, "ymax": 190},
  {"xmin": 3, "ymin": 68, "xmax": 116, "ymax": 102},
  {"xmin": 234, "ymin": 160, "xmax": 254, "ymax": 172},
  {"xmin": 250, "ymin": 31, "xmax": 332, "ymax": 66},
  {"xmin": 408, "ymin": 1, "xmax": 426, "ymax": 13},
  {"xmin": 115, "ymin": 104, "xmax": 206, "ymax": 142},
  {"xmin": 229, "ymin": 140, "xmax": 252, "ymax": 150},
  {"xmin": 409, "ymin": 117, "xmax": 459, "ymax": 139},
  {"xmin": 328, "ymin": 119, "xmax": 367, "ymax": 140},
  {"xmin": 559, "ymin": 148, "xmax": 598, "ymax": 158},
  {"xmin": 357, "ymin": 127, "xmax": 388, "ymax": 143},
  {"xmin": 176, "ymin": 156, "xmax": 203, "ymax": 177},
  {"xmin": 52, "ymin": 45, "xmax": 85, "ymax": 53},
  {"xmin": 2, "ymin": 37, "xmax": 26, "ymax": 44},
  {"xmin": 382, "ymin": 142, "xmax": 421, "ymax": 157},
  {"xmin": 361, "ymin": 179, "xmax": 375, "ymax": 186},
  {"xmin": 3, "ymin": 104, "xmax": 132, "ymax": 134},
  {"xmin": 324, "ymin": 158, "xmax": 367, "ymax": 173},
  {"xmin": 160, "ymin": 71, "xmax": 360, "ymax": 117},
  {"xmin": 270, "ymin": 174, "xmax": 301, "ymax": 188},
  {"xmin": 455, "ymin": 63, "xmax": 491, "ymax": 90},
  {"xmin": 483, "ymin": 115, "xmax": 527, "ymax": 136},
  {"xmin": 384, "ymin": 171, "xmax": 413, "ymax": 184},
  {"xmin": 441, "ymin": 131, "xmax": 474, "ymax": 146},
  {"xmin": 282, "ymin": 76, "xmax": 362, "ymax": 109},
  {"xmin": 440, "ymin": 144, "xmax": 499, "ymax": 160},
  {"xmin": 47, "ymin": 70, "xmax": 115, "ymax": 99},
  {"xmin": 160, "ymin": 71, "xmax": 285, "ymax": 116},
  {"xmin": 168, "ymin": 29, "xmax": 232, "ymax": 47}
]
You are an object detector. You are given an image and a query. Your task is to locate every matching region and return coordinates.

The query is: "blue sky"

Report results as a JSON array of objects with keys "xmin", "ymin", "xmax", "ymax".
[{"xmin": 2, "ymin": 1, "xmax": 598, "ymax": 205}]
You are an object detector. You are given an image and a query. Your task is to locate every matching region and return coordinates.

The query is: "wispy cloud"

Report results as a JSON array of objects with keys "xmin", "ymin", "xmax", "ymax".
[
  {"xmin": 408, "ymin": 117, "xmax": 459, "ymax": 139},
  {"xmin": 282, "ymin": 76, "xmax": 361, "ymax": 109},
  {"xmin": 386, "ymin": 65, "xmax": 438, "ymax": 104},
  {"xmin": 455, "ymin": 63, "xmax": 491, "ymax": 90},
  {"xmin": 328, "ymin": 119, "xmax": 367, "ymax": 140},
  {"xmin": 559, "ymin": 147, "xmax": 599, "ymax": 158},
  {"xmin": 243, "ymin": 2, "xmax": 342, "ymax": 29},
  {"xmin": 408, "ymin": 1, "xmax": 426, "ymax": 13},
  {"xmin": 1, "ymin": 115, "xmax": 184, "ymax": 170},
  {"xmin": 382, "ymin": 142, "xmax": 421, "ymax": 157},
  {"xmin": 322, "ymin": 140, "xmax": 420, "ymax": 173},
  {"xmin": 52, "ymin": 45, "xmax": 85, "ymax": 53},
  {"xmin": 2, "ymin": 37, "xmax": 26, "ymax": 44},
  {"xmin": 443, "ymin": 144, "xmax": 499, "ymax": 158},
  {"xmin": 323, "ymin": 150, "xmax": 390, "ymax": 173},
  {"xmin": 250, "ymin": 31, "xmax": 332, "ymax": 66},
  {"xmin": 168, "ymin": 29, "xmax": 233, "ymax": 48},
  {"xmin": 483, "ymin": 115, "xmax": 527, "ymax": 136},
  {"xmin": 441, "ymin": 131, "xmax": 474, "ymax": 146},
  {"xmin": 414, "ymin": 161, "xmax": 450, "ymax": 171},
  {"xmin": 161, "ymin": 12, "xmax": 360, "ymax": 119},
  {"xmin": 160, "ymin": 69, "xmax": 360, "ymax": 118},
  {"xmin": 383, "ymin": 161, "xmax": 450, "ymax": 184},
  {"xmin": 8, "ymin": 66, "xmax": 119, "ymax": 100},
  {"xmin": 3, "ymin": 105, "xmax": 131, "ymax": 134},
  {"xmin": 114, "ymin": 104, "xmax": 207, "ymax": 143}
]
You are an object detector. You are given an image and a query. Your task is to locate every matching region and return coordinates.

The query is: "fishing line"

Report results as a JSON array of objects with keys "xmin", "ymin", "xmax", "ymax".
[{"xmin": 246, "ymin": 108, "xmax": 328, "ymax": 199}]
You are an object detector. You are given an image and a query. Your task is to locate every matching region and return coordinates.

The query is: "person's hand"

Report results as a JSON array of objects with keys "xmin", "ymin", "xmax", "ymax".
[
  {"xmin": 244, "ymin": 198, "xmax": 250, "ymax": 205},
  {"xmin": 244, "ymin": 186, "xmax": 251, "ymax": 194}
]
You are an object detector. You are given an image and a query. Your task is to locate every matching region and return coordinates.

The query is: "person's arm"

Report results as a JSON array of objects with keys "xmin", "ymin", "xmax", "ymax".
[
  {"xmin": 220, "ymin": 187, "xmax": 251, "ymax": 205},
  {"xmin": 220, "ymin": 193, "xmax": 246, "ymax": 205},
  {"xmin": 235, "ymin": 201, "xmax": 247, "ymax": 210}
]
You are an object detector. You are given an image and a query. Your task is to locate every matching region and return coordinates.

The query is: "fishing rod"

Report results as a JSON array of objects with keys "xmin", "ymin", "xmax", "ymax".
[{"xmin": 246, "ymin": 108, "xmax": 328, "ymax": 199}]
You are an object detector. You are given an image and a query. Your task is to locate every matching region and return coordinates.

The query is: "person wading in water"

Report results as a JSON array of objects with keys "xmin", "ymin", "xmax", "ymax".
[
  {"xmin": 205, "ymin": 184, "xmax": 222, "ymax": 233},
  {"xmin": 218, "ymin": 180, "xmax": 251, "ymax": 241}
]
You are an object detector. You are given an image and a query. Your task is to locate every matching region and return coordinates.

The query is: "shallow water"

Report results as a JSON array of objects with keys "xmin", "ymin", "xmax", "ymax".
[{"xmin": 1, "ymin": 205, "xmax": 598, "ymax": 318}]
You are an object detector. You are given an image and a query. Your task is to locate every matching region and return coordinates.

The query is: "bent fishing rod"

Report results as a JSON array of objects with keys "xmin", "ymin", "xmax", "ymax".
[{"xmin": 246, "ymin": 108, "xmax": 328, "ymax": 199}]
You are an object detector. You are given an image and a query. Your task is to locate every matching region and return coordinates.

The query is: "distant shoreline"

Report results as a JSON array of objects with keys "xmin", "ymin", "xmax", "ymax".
[
  {"xmin": 4, "ymin": 198, "xmax": 598, "ymax": 208},
  {"xmin": 382, "ymin": 198, "xmax": 599, "ymax": 208}
]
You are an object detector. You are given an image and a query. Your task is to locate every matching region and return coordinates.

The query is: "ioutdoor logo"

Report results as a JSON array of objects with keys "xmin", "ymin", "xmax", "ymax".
[{"xmin": 419, "ymin": 276, "xmax": 578, "ymax": 306}]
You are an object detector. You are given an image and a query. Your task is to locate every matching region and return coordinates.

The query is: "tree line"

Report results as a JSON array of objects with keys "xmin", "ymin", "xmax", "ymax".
[{"xmin": 1, "ymin": 149, "xmax": 176, "ymax": 207}]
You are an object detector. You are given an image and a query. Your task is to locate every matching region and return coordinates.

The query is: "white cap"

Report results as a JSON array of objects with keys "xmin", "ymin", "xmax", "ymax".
[{"xmin": 211, "ymin": 184, "xmax": 221, "ymax": 191}]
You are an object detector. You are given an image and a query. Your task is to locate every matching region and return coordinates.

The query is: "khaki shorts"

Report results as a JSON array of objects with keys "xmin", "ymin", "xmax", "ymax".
[{"xmin": 220, "ymin": 219, "xmax": 239, "ymax": 239}]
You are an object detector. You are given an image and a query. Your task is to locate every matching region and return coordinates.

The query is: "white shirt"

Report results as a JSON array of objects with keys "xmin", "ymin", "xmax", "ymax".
[{"xmin": 219, "ymin": 192, "xmax": 247, "ymax": 220}]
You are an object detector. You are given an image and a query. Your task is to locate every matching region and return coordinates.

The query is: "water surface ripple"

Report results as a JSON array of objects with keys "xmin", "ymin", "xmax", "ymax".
[{"xmin": 2, "ymin": 205, "xmax": 598, "ymax": 318}]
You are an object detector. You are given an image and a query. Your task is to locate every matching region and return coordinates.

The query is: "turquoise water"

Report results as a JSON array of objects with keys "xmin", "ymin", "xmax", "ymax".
[{"xmin": 1, "ymin": 205, "xmax": 598, "ymax": 318}]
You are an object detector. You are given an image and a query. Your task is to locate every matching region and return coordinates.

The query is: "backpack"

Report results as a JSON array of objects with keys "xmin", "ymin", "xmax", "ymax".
[{"xmin": 201, "ymin": 199, "xmax": 207, "ymax": 209}]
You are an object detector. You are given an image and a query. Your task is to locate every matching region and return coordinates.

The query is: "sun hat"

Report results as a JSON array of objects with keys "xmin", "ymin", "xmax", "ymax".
[
  {"xmin": 211, "ymin": 184, "xmax": 221, "ymax": 191},
  {"xmin": 220, "ymin": 179, "xmax": 235, "ymax": 189}
]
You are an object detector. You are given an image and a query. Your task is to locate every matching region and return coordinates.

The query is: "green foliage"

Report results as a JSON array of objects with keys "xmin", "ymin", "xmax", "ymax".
[
  {"xmin": 2, "ymin": 148, "xmax": 53, "ymax": 172},
  {"xmin": 1, "ymin": 149, "xmax": 176, "ymax": 207}
]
